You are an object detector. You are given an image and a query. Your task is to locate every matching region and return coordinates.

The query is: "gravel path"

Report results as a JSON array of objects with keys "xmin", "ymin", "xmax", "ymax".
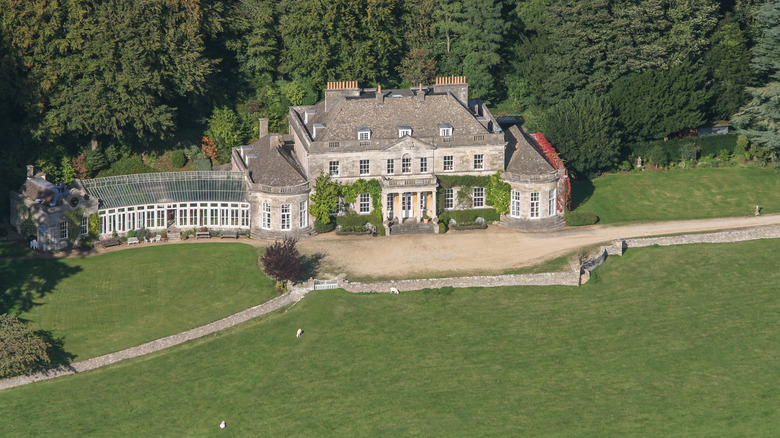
[
  {"xmin": 0, "ymin": 287, "xmax": 310, "ymax": 391},
  {"xmin": 298, "ymin": 214, "xmax": 780, "ymax": 279}
]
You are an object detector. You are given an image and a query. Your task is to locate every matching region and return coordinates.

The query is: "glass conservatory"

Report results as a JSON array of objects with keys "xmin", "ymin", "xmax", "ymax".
[{"xmin": 82, "ymin": 172, "xmax": 250, "ymax": 235}]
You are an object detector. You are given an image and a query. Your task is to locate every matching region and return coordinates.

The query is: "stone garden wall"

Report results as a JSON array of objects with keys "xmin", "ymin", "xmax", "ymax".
[{"xmin": 335, "ymin": 226, "xmax": 780, "ymax": 293}]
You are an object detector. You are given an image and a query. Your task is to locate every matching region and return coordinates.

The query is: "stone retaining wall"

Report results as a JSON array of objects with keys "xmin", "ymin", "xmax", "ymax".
[
  {"xmin": 623, "ymin": 226, "xmax": 780, "ymax": 248},
  {"xmin": 341, "ymin": 271, "xmax": 580, "ymax": 293},
  {"xmin": 0, "ymin": 288, "xmax": 309, "ymax": 391}
]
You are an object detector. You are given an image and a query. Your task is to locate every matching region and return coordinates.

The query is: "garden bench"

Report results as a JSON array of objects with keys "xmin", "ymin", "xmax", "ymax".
[
  {"xmin": 196, "ymin": 231, "xmax": 211, "ymax": 239},
  {"xmin": 101, "ymin": 238, "xmax": 121, "ymax": 248},
  {"xmin": 221, "ymin": 230, "xmax": 238, "ymax": 239},
  {"xmin": 153, "ymin": 235, "xmax": 162, "ymax": 243},
  {"xmin": 127, "ymin": 237, "xmax": 140, "ymax": 245}
]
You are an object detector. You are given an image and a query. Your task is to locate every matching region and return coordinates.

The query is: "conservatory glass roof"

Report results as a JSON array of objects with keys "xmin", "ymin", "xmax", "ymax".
[{"xmin": 82, "ymin": 172, "xmax": 247, "ymax": 209}]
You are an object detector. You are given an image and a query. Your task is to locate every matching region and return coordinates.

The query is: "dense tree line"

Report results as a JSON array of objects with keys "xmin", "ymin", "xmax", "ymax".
[{"xmin": 0, "ymin": 0, "xmax": 776, "ymax": 198}]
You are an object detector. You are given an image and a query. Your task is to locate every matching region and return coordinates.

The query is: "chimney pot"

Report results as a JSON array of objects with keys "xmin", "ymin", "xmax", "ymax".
[{"xmin": 27, "ymin": 165, "xmax": 34, "ymax": 178}]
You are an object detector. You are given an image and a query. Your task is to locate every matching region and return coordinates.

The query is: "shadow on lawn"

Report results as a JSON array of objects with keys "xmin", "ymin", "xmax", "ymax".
[
  {"xmin": 570, "ymin": 179, "xmax": 595, "ymax": 210},
  {"xmin": 299, "ymin": 252, "xmax": 326, "ymax": 280},
  {"xmin": 0, "ymin": 258, "xmax": 82, "ymax": 314}
]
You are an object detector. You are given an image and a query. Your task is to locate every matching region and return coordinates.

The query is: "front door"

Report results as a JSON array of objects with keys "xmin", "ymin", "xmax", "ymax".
[{"xmin": 402, "ymin": 193, "xmax": 412, "ymax": 219}]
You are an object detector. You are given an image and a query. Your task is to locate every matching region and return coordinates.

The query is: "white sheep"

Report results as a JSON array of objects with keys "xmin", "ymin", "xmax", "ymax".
[
  {"xmin": 390, "ymin": 287, "xmax": 399, "ymax": 294},
  {"xmin": 219, "ymin": 421, "xmax": 226, "ymax": 429},
  {"xmin": 296, "ymin": 328, "xmax": 303, "ymax": 338}
]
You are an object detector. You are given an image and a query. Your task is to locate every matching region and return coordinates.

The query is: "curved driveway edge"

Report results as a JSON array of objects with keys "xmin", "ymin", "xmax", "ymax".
[{"xmin": 0, "ymin": 287, "xmax": 310, "ymax": 391}]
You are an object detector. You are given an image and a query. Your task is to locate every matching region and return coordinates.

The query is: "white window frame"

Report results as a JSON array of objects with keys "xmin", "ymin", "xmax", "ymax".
[
  {"xmin": 359, "ymin": 193, "xmax": 371, "ymax": 214},
  {"xmin": 443, "ymin": 155, "xmax": 453, "ymax": 172},
  {"xmin": 300, "ymin": 201, "xmax": 308, "ymax": 228},
  {"xmin": 398, "ymin": 128, "xmax": 412, "ymax": 138},
  {"xmin": 359, "ymin": 159, "xmax": 370, "ymax": 176},
  {"xmin": 81, "ymin": 216, "xmax": 88, "ymax": 235},
  {"xmin": 530, "ymin": 192, "xmax": 540, "ymax": 218},
  {"xmin": 444, "ymin": 188, "xmax": 454, "ymax": 210},
  {"xmin": 549, "ymin": 189, "xmax": 557, "ymax": 217},
  {"xmin": 474, "ymin": 154, "xmax": 484, "ymax": 170},
  {"xmin": 439, "ymin": 125, "xmax": 453, "ymax": 136},
  {"xmin": 402, "ymin": 156, "xmax": 412, "ymax": 174},
  {"xmin": 59, "ymin": 220, "xmax": 68, "ymax": 239},
  {"xmin": 262, "ymin": 202, "xmax": 271, "ymax": 229},
  {"xmin": 473, "ymin": 187, "xmax": 485, "ymax": 208},
  {"xmin": 420, "ymin": 157, "xmax": 428, "ymax": 173},
  {"xmin": 281, "ymin": 204, "xmax": 291, "ymax": 230},
  {"xmin": 358, "ymin": 129, "xmax": 371, "ymax": 140},
  {"xmin": 386, "ymin": 159, "xmax": 394, "ymax": 174},
  {"xmin": 511, "ymin": 190, "xmax": 521, "ymax": 218},
  {"xmin": 329, "ymin": 160, "xmax": 340, "ymax": 177}
]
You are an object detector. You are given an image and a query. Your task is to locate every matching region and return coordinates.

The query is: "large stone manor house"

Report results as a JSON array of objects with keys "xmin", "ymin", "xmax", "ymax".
[{"xmin": 11, "ymin": 77, "xmax": 566, "ymax": 249}]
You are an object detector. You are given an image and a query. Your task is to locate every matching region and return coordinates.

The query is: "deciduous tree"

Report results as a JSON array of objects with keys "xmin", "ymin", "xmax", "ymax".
[{"xmin": 260, "ymin": 237, "xmax": 302, "ymax": 283}]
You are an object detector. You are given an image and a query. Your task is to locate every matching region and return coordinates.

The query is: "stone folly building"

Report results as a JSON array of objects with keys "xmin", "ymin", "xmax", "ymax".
[
  {"xmin": 11, "ymin": 77, "xmax": 566, "ymax": 248},
  {"xmin": 10, "ymin": 166, "xmax": 99, "ymax": 251}
]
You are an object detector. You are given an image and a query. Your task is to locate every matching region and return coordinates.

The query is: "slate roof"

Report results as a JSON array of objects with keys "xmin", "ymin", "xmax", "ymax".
[
  {"xmin": 244, "ymin": 135, "xmax": 307, "ymax": 186},
  {"xmin": 504, "ymin": 125, "xmax": 555, "ymax": 176},
  {"xmin": 20, "ymin": 177, "xmax": 58, "ymax": 204},
  {"xmin": 301, "ymin": 91, "xmax": 490, "ymax": 141}
]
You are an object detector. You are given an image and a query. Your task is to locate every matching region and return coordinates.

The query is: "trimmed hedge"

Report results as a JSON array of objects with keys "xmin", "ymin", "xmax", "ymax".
[
  {"xmin": 335, "ymin": 212, "xmax": 386, "ymax": 236},
  {"xmin": 630, "ymin": 134, "xmax": 737, "ymax": 165},
  {"xmin": 565, "ymin": 211, "xmax": 599, "ymax": 226},
  {"xmin": 100, "ymin": 155, "xmax": 155, "ymax": 177},
  {"xmin": 314, "ymin": 220, "xmax": 335, "ymax": 233}
]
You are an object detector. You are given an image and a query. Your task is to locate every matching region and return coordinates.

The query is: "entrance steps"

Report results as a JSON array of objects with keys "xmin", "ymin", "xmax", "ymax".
[
  {"xmin": 389, "ymin": 220, "xmax": 436, "ymax": 235},
  {"xmin": 167, "ymin": 227, "xmax": 181, "ymax": 242}
]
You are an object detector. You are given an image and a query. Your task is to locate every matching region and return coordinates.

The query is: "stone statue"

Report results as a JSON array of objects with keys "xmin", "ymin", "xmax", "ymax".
[
  {"xmin": 755, "ymin": 205, "xmax": 761, "ymax": 216},
  {"xmin": 636, "ymin": 156, "xmax": 643, "ymax": 168}
]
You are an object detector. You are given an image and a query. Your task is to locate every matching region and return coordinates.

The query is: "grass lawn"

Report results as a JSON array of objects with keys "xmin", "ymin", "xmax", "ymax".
[
  {"xmin": 0, "ymin": 240, "xmax": 32, "ymax": 258},
  {"xmin": 0, "ymin": 243, "xmax": 276, "ymax": 360},
  {"xmin": 571, "ymin": 166, "xmax": 780, "ymax": 224},
  {"xmin": 1, "ymin": 239, "xmax": 779, "ymax": 436}
]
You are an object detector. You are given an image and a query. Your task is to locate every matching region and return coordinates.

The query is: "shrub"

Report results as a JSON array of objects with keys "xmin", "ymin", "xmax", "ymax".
[
  {"xmin": 314, "ymin": 219, "xmax": 335, "ymax": 233},
  {"xmin": 618, "ymin": 160, "xmax": 632, "ymax": 172},
  {"xmin": 0, "ymin": 314, "xmax": 51, "ymax": 378},
  {"xmin": 438, "ymin": 208, "xmax": 499, "ymax": 226},
  {"xmin": 192, "ymin": 152, "xmax": 212, "ymax": 171},
  {"xmin": 101, "ymin": 155, "xmax": 155, "ymax": 177},
  {"xmin": 717, "ymin": 148, "xmax": 732, "ymax": 162},
  {"xmin": 170, "ymin": 150, "xmax": 187, "ymax": 168},
  {"xmin": 438, "ymin": 222, "xmax": 447, "ymax": 233},
  {"xmin": 679, "ymin": 143, "xmax": 698, "ymax": 162},
  {"xmin": 645, "ymin": 145, "xmax": 670, "ymax": 167},
  {"xmin": 565, "ymin": 211, "xmax": 599, "ymax": 226}
]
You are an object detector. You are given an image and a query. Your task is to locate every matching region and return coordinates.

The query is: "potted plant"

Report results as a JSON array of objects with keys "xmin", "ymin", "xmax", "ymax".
[{"xmin": 422, "ymin": 215, "xmax": 430, "ymax": 223}]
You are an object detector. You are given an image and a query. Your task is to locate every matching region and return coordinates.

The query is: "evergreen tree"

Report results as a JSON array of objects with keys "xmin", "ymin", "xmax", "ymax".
[
  {"xmin": 733, "ymin": 0, "xmax": 780, "ymax": 156},
  {"xmin": 702, "ymin": 15, "xmax": 753, "ymax": 120},
  {"xmin": 541, "ymin": 91, "xmax": 622, "ymax": 178},
  {"xmin": 434, "ymin": 0, "xmax": 505, "ymax": 101},
  {"xmin": 611, "ymin": 62, "xmax": 710, "ymax": 142}
]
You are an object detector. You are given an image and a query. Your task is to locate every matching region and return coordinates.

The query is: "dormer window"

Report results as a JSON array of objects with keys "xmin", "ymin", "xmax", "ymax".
[
  {"xmin": 439, "ymin": 123, "xmax": 453, "ymax": 137},
  {"xmin": 312, "ymin": 123, "xmax": 325, "ymax": 139},
  {"xmin": 304, "ymin": 109, "xmax": 318, "ymax": 124},
  {"xmin": 357, "ymin": 126, "xmax": 371, "ymax": 140},
  {"xmin": 398, "ymin": 125, "xmax": 412, "ymax": 138}
]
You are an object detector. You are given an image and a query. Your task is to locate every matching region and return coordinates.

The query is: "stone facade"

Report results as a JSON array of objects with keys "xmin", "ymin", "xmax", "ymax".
[{"xmin": 233, "ymin": 77, "xmax": 567, "ymax": 237}]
